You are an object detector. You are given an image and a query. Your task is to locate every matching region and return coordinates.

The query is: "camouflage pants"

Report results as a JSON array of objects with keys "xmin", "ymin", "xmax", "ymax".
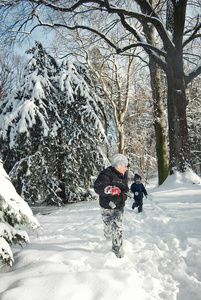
[{"xmin": 101, "ymin": 208, "xmax": 124, "ymax": 253}]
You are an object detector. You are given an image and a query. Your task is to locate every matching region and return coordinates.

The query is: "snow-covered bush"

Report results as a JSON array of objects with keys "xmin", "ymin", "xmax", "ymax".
[
  {"xmin": 0, "ymin": 160, "xmax": 40, "ymax": 266},
  {"xmin": 0, "ymin": 42, "xmax": 108, "ymax": 206}
]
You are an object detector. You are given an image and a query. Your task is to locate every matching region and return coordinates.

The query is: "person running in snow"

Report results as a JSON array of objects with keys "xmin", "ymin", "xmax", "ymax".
[
  {"xmin": 130, "ymin": 174, "xmax": 148, "ymax": 213},
  {"xmin": 94, "ymin": 154, "xmax": 129, "ymax": 258}
]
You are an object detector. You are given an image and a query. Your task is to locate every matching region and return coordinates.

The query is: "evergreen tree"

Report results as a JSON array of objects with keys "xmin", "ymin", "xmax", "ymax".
[
  {"xmin": 187, "ymin": 76, "xmax": 201, "ymax": 175},
  {"xmin": 0, "ymin": 42, "xmax": 108, "ymax": 206},
  {"xmin": 0, "ymin": 160, "xmax": 40, "ymax": 266}
]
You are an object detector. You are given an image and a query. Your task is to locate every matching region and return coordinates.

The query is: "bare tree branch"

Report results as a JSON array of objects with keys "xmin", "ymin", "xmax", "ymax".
[
  {"xmin": 185, "ymin": 64, "xmax": 201, "ymax": 85},
  {"xmin": 118, "ymin": 13, "xmax": 167, "ymax": 72},
  {"xmin": 32, "ymin": 12, "xmax": 167, "ymax": 70},
  {"xmin": 30, "ymin": 0, "xmax": 174, "ymax": 51},
  {"xmin": 183, "ymin": 23, "xmax": 201, "ymax": 48}
]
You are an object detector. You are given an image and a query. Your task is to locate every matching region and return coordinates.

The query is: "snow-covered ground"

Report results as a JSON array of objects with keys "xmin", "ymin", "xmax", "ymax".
[{"xmin": 0, "ymin": 171, "xmax": 201, "ymax": 300}]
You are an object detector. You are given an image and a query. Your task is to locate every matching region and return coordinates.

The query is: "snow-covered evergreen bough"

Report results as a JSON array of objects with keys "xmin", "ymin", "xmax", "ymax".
[
  {"xmin": 0, "ymin": 160, "xmax": 40, "ymax": 266},
  {"xmin": 0, "ymin": 42, "xmax": 108, "ymax": 206}
]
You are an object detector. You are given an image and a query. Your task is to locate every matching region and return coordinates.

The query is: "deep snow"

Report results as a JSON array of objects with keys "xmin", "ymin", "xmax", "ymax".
[{"xmin": 0, "ymin": 170, "xmax": 201, "ymax": 300}]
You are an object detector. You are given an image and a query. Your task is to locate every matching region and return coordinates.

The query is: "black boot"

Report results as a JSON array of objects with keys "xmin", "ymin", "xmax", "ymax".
[
  {"xmin": 132, "ymin": 202, "xmax": 138, "ymax": 210},
  {"xmin": 138, "ymin": 207, "xmax": 143, "ymax": 213}
]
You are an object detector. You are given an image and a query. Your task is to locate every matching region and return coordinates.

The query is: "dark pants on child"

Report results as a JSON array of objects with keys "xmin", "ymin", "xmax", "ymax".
[
  {"xmin": 101, "ymin": 208, "xmax": 123, "ymax": 254},
  {"xmin": 133, "ymin": 198, "xmax": 143, "ymax": 212}
]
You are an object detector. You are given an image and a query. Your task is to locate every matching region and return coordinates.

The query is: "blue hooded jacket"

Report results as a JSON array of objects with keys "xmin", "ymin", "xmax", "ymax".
[{"xmin": 130, "ymin": 174, "xmax": 147, "ymax": 200}]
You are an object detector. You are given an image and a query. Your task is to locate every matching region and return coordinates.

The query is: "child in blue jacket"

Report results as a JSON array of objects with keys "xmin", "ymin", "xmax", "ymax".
[{"xmin": 130, "ymin": 174, "xmax": 148, "ymax": 213}]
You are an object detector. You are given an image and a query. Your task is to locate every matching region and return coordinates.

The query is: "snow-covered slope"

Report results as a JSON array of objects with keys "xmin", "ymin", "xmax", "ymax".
[{"xmin": 0, "ymin": 171, "xmax": 201, "ymax": 300}]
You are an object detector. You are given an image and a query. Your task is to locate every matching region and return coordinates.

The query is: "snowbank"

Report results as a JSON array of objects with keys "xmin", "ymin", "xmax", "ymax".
[{"xmin": 159, "ymin": 169, "xmax": 201, "ymax": 188}]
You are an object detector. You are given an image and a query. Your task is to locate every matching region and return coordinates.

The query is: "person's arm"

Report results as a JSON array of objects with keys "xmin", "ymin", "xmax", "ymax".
[
  {"xmin": 130, "ymin": 183, "xmax": 134, "ymax": 193},
  {"xmin": 94, "ymin": 172, "xmax": 110, "ymax": 196},
  {"xmin": 142, "ymin": 184, "xmax": 148, "ymax": 196}
]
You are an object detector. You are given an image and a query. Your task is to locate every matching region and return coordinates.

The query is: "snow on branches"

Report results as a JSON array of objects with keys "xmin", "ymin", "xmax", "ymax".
[
  {"xmin": 0, "ymin": 160, "xmax": 40, "ymax": 266},
  {"xmin": 0, "ymin": 41, "xmax": 108, "ymax": 206}
]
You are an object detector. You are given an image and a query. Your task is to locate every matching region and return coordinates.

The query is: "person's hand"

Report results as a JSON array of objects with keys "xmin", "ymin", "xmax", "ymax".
[
  {"xmin": 109, "ymin": 201, "xmax": 116, "ymax": 209},
  {"xmin": 104, "ymin": 186, "xmax": 121, "ymax": 195}
]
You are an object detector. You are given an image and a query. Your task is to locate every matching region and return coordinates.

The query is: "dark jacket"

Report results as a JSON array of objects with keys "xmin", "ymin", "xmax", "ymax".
[
  {"xmin": 94, "ymin": 166, "xmax": 129, "ymax": 209},
  {"xmin": 130, "ymin": 182, "xmax": 147, "ymax": 201}
]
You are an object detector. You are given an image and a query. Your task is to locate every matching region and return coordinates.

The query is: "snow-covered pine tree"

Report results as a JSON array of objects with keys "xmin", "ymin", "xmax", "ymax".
[
  {"xmin": 54, "ymin": 59, "xmax": 108, "ymax": 202},
  {"xmin": 0, "ymin": 160, "xmax": 40, "ymax": 266},
  {"xmin": 187, "ymin": 76, "xmax": 201, "ymax": 175},
  {"xmin": 0, "ymin": 42, "xmax": 108, "ymax": 206},
  {"xmin": 0, "ymin": 42, "xmax": 64, "ymax": 205}
]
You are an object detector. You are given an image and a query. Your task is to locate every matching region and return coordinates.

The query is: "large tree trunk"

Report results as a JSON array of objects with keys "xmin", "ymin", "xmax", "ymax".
[
  {"xmin": 166, "ymin": 50, "xmax": 192, "ymax": 173},
  {"xmin": 149, "ymin": 62, "xmax": 169, "ymax": 184},
  {"xmin": 141, "ymin": 0, "xmax": 169, "ymax": 185},
  {"xmin": 166, "ymin": 0, "xmax": 191, "ymax": 174}
]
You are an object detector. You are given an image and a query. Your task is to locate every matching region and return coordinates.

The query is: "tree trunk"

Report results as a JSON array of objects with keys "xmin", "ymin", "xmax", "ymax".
[
  {"xmin": 149, "ymin": 62, "xmax": 169, "ymax": 184},
  {"xmin": 166, "ymin": 1, "xmax": 191, "ymax": 174},
  {"xmin": 166, "ymin": 50, "xmax": 192, "ymax": 173},
  {"xmin": 141, "ymin": 0, "xmax": 169, "ymax": 185},
  {"xmin": 118, "ymin": 125, "xmax": 124, "ymax": 154}
]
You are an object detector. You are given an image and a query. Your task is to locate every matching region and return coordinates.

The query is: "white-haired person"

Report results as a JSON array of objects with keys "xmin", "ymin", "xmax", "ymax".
[{"xmin": 94, "ymin": 154, "xmax": 129, "ymax": 258}]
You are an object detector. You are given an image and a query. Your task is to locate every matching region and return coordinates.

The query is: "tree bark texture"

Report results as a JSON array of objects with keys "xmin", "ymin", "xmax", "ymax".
[
  {"xmin": 118, "ymin": 125, "xmax": 124, "ymax": 154},
  {"xmin": 166, "ymin": 0, "xmax": 192, "ymax": 173},
  {"xmin": 141, "ymin": 0, "xmax": 169, "ymax": 184},
  {"xmin": 150, "ymin": 63, "xmax": 169, "ymax": 184},
  {"xmin": 166, "ymin": 50, "xmax": 192, "ymax": 173}
]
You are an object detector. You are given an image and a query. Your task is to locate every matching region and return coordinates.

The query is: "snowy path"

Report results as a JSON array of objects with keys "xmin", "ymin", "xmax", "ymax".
[{"xmin": 0, "ymin": 174, "xmax": 201, "ymax": 300}]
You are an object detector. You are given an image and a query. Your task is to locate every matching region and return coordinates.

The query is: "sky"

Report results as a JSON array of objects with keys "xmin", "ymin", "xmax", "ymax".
[
  {"xmin": 0, "ymin": 170, "xmax": 201, "ymax": 300},
  {"xmin": 14, "ymin": 26, "xmax": 52, "ymax": 57}
]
